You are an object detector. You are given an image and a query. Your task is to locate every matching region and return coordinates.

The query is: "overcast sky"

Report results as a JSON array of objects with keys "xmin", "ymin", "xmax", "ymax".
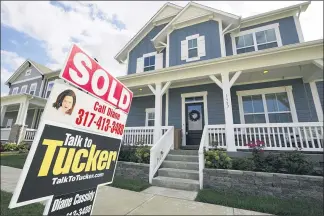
[{"xmin": 1, "ymin": 1, "xmax": 323, "ymax": 95}]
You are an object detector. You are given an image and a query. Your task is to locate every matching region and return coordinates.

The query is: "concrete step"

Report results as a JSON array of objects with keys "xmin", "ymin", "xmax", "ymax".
[
  {"xmin": 165, "ymin": 154, "xmax": 198, "ymax": 163},
  {"xmin": 152, "ymin": 176, "xmax": 199, "ymax": 191},
  {"xmin": 169, "ymin": 150, "xmax": 198, "ymax": 156},
  {"xmin": 161, "ymin": 160, "xmax": 199, "ymax": 170},
  {"xmin": 158, "ymin": 168, "xmax": 199, "ymax": 180},
  {"xmin": 180, "ymin": 145, "xmax": 199, "ymax": 150}
]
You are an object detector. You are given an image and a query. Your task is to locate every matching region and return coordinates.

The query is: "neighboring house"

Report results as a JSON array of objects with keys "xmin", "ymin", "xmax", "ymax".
[{"xmin": 1, "ymin": 60, "xmax": 60, "ymax": 144}]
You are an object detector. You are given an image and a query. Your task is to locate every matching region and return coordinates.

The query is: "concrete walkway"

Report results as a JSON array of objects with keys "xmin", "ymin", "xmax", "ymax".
[{"xmin": 1, "ymin": 166, "xmax": 271, "ymax": 215}]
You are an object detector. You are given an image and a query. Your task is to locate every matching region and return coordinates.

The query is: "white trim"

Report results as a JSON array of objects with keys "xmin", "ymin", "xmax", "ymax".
[
  {"xmin": 166, "ymin": 32, "xmax": 170, "ymax": 67},
  {"xmin": 231, "ymin": 23, "xmax": 282, "ymax": 55},
  {"xmin": 38, "ymin": 78, "xmax": 45, "ymax": 97},
  {"xmin": 31, "ymin": 109, "xmax": 38, "ymax": 129},
  {"xmin": 237, "ymin": 86, "xmax": 298, "ymax": 124},
  {"xmin": 145, "ymin": 108, "xmax": 155, "ymax": 126},
  {"xmin": 181, "ymin": 91, "xmax": 208, "ymax": 146},
  {"xmin": 29, "ymin": 83, "xmax": 37, "ymax": 95},
  {"xmin": 219, "ymin": 20, "xmax": 225, "ymax": 57},
  {"xmin": 165, "ymin": 89, "xmax": 169, "ymax": 126},
  {"xmin": 293, "ymin": 15, "xmax": 304, "ymax": 43},
  {"xmin": 25, "ymin": 69, "xmax": 31, "ymax": 76},
  {"xmin": 45, "ymin": 81, "xmax": 54, "ymax": 98},
  {"xmin": 143, "ymin": 52, "xmax": 157, "ymax": 58},
  {"xmin": 309, "ymin": 81, "xmax": 323, "ymax": 122},
  {"xmin": 20, "ymin": 85, "xmax": 27, "ymax": 94},
  {"xmin": 11, "ymin": 76, "xmax": 42, "ymax": 85},
  {"xmin": 12, "ymin": 87, "xmax": 19, "ymax": 95},
  {"xmin": 186, "ymin": 34, "xmax": 200, "ymax": 40}
]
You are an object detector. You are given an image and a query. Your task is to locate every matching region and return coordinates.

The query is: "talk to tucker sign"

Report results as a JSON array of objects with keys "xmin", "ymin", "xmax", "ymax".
[{"xmin": 9, "ymin": 44, "xmax": 133, "ymax": 216}]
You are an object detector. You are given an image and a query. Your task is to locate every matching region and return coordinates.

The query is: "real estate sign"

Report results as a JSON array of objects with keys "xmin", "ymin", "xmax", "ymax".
[{"xmin": 9, "ymin": 44, "xmax": 133, "ymax": 216}]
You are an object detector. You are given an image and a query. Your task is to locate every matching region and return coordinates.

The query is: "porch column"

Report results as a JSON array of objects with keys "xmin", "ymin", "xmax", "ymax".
[
  {"xmin": 1, "ymin": 106, "xmax": 7, "ymax": 126},
  {"xmin": 309, "ymin": 81, "xmax": 323, "ymax": 122},
  {"xmin": 15, "ymin": 102, "xmax": 25, "ymax": 125},
  {"xmin": 210, "ymin": 71, "xmax": 242, "ymax": 152},
  {"xmin": 148, "ymin": 82, "xmax": 171, "ymax": 144},
  {"xmin": 17, "ymin": 99, "xmax": 30, "ymax": 144}
]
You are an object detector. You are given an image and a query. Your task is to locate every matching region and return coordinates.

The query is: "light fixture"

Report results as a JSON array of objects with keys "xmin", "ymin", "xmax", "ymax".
[
  {"xmin": 263, "ymin": 70, "xmax": 269, "ymax": 74},
  {"xmin": 139, "ymin": 88, "xmax": 142, "ymax": 91}
]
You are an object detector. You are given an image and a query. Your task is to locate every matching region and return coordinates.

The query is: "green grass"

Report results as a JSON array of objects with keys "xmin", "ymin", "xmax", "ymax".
[
  {"xmin": 1, "ymin": 190, "xmax": 44, "ymax": 216},
  {"xmin": 0, "ymin": 153, "xmax": 28, "ymax": 169},
  {"xmin": 196, "ymin": 189, "xmax": 323, "ymax": 216},
  {"xmin": 110, "ymin": 176, "xmax": 151, "ymax": 192}
]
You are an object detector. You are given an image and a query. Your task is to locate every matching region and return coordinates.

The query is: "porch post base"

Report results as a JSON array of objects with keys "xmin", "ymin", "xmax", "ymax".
[
  {"xmin": 225, "ymin": 125, "xmax": 237, "ymax": 152},
  {"xmin": 8, "ymin": 124, "xmax": 22, "ymax": 144}
]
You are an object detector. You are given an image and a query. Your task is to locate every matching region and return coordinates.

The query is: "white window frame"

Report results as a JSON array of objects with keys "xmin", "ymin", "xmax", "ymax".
[
  {"xmin": 29, "ymin": 83, "xmax": 37, "ymax": 95},
  {"xmin": 143, "ymin": 52, "xmax": 156, "ymax": 72},
  {"xmin": 45, "ymin": 81, "xmax": 55, "ymax": 98},
  {"xmin": 12, "ymin": 87, "xmax": 19, "ymax": 95},
  {"xmin": 145, "ymin": 108, "xmax": 155, "ymax": 126},
  {"xmin": 186, "ymin": 34, "xmax": 200, "ymax": 62},
  {"xmin": 25, "ymin": 69, "xmax": 32, "ymax": 76},
  {"xmin": 6, "ymin": 118, "xmax": 13, "ymax": 128},
  {"xmin": 231, "ymin": 23, "xmax": 283, "ymax": 55},
  {"xmin": 237, "ymin": 86, "xmax": 298, "ymax": 124},
  {"xmin": 20, "ymin": 85, "xmax": 27, "ymax": 93}
]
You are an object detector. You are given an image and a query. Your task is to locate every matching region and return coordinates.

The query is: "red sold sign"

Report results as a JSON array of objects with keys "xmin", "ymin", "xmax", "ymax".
[{"xmin": 60, "ymin": 44, "xmax": 133, "ymax": 113}]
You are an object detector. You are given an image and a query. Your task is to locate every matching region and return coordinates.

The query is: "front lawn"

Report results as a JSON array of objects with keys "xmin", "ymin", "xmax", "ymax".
[
  {"xmin": 110, "ymin": 176, "xmax": 151, "ymax": 192},
  {"xmin": 1, "ymin": 191, "xmax": 44, "ymax": 216},
  {"xmin": 196, "ymin": 189, "xmax": 323, "ymax": 216},
  {"xmin": 0, "ymin": 153, "xmax": 28, "ymax": 169}
]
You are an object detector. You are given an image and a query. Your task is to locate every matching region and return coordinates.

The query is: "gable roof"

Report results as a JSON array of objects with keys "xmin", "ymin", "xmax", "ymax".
[
  {"xmin": 5, "ymin": 59, "xmax": 53, "ymax": 85},
  {"xmin": 114, "ymin": 2, "xmax": 183, "ymax": 63},
  {"xmin": 151, "ymin": 1, "xmax": 240, "ymax": 48}
]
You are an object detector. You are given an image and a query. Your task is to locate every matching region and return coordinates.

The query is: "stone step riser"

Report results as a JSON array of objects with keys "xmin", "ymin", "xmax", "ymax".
[
  {"xmin": 152, "ymin": 179, "xmax": 199, "ymax": 191},
  {"xmin": 158, "ymin": 169, "xmax": 199, "ymax": 180},
  {"xmin": 165, "ymin": 155, "xmax": 198, "ymax": 163},
  {"xmin": 169, "ymin": 150, "xmax": 198, "ymax": 156},
  {"xmin": 161, "ymin": 161, "xmax": 199, "ymax": 170}
]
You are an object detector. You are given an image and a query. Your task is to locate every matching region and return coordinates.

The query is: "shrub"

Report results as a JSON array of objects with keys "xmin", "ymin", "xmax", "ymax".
[
  {"xmin": 278, "ymin": 151, "xmax": 314, "ymax": 175},
  {"xmin": 118, "ymin": 146, "xmax": 137, "ymax": 162},
  {"xmin": 1, "ymin": 143, "xmax": 18, "ymax": 152},
  {"xmin": 204, "ymin": 149, "xmax": 232, "ymax": 169},
  {"xmin": 118, "ymin": 145, "xmax": 151, "ymax": 164},
  {"xmin": 232, "ymin": 157, "xmax": 256, "ymax": 171},
  {"xmin": 135, "ymin": 146, "xmax": 150, "ymax": 164}
]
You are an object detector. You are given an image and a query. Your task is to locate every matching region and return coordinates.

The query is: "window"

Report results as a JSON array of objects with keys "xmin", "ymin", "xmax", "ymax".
[
  {"xmin": 232, "ymin": 23, "xmax": 282, "ymax": 55},
  {"xmin": 237, "ymin": 86, "xmax": 297, "ymax": 124},
  {"xmin": 144, "ymin": 55, "xmax": 155, "ymax": 72},
  {"xmin": 145, "ymin": 108, "xmax": 155, "ymax": 126},
  {"xmin": 45, "ymin": 81, "xmax": 54, "ymax": 98},
  {"xmin": 29, "ymin": 83, "xmax": 37, "ymax": 95},
  {"xmin": 6, "ymin": 119, "xmax": 13, "ymax": 128},
  {"xmin": 25, "ymin": 69, "xmax": 31, "ymax": 76},
  {"xmin": 12, "ymin": 87, "xmax": 19, "ymax": 95},
  {"xmin": 188, "ymin": 38, "xmax": 198, "ymax": 58},
  {"xmin": 20, "ymin": 85, "xmax": 27, "ymax": 93}
]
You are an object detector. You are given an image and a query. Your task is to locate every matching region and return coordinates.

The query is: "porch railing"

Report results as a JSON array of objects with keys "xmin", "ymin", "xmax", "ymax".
[
  {"xmin": 149, "ymin": 126, "xmax": 174, "ymax": 183},
  {"xmin": 24, "ymin": 129, "xmax": 37, "ymax": 141},
  {"xmin": 233, "ymin": 122, "xmax": 323, "ymax": 152},
  {"xmin": 0, "ymin": 128, "xmax": 11, "ymax": 141},
  {"xmin": 122, "ymin": 126, "xmax": 169, "ymax": 146}
]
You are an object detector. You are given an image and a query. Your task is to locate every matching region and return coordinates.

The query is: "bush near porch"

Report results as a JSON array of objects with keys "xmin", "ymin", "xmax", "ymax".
[
  {"xmin": 118, "ymin": 144, "xmax": 151, "ymax": 164},
  {"xmin": 205, "ymin": 140, "xmax": 321, "ymax": 176},
  {"xmin": 0, "ymin": 142, "xmax": 29, "ymax": 154}
]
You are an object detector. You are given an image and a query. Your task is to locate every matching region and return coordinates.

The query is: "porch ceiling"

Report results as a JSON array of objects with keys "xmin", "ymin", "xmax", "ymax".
[
  {"xmin": 130, "ymin": 63, "xmax": 323, "ymax": 97},
  {"xmin": 1, "ymin": 93, "xmax": 47, "ymax": 107},
  {"xmin": 119, "ymin": 39, "xmax": 323, "ymax": 89}
]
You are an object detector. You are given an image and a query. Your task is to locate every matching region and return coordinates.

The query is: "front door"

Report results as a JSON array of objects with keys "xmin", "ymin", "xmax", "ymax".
[{"xmin": 185, "ymin": 102, "xmax": 205, "ymax": 145}]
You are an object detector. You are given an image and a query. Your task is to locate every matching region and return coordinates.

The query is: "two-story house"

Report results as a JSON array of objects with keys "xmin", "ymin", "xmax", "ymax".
[
  {"xmin": 113, "ymin": 2, "xmax": 323, "ymax": 187},
  {"xmin": 0, "ymin": 60, "xmax": 61, "ymax": 144}
]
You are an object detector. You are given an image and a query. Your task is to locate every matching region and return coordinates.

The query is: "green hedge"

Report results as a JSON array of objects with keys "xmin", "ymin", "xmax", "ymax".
[
  {"xmin": 118, "ymin": 145, "xmax": 150, "ymax": 164},
  {"xmin": 0, "ymin": 143, "xmax": 29, "ymax": 153}
]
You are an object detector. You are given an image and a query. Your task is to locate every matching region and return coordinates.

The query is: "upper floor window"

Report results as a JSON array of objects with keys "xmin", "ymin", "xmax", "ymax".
[
  {"xmin": 144, "ymin": 55, "xmax": 155, "ymax": 72},
  {"xmin": 25, "ymin": 69, "xmax": 31, "ymax": 76},
  {"xmin": 45, "ymin": 81, "xmax": 54, "ymax": 98},
  {"xmin": 145, "ymin": 108, "xmax": 155, "ymax": 126},
  {"xmin": 29, "ymin": 83, "xmax": 37, "ymax": 95},
  {"xmin": 181, "ymin": 34, "xmax": 205, "ymax": 62},
  {"xmin": 12, "ymin": 87, "xmax": 19, "ymax": 95},
  {"xmin": 237, "ymin": 86, "xmax": 297, "ymax": 124},
  {"xmin": 232, "ymin": 23, "xmax": 282, "ymax": 55},
  {"xmin": 20, "ymin": 85, "xmax": 27, "ymax": 93}
]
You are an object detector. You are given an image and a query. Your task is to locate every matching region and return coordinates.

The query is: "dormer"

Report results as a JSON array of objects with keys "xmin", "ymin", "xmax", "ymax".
[{"xmin": 114, "ymin": 3, "xmax": 183, "ymax": 75}]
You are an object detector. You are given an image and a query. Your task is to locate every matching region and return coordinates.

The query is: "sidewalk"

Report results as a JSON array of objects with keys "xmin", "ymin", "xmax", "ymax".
[{"xmin": 1, "ymin": 166, "xmax": 271, "ymax": 215}]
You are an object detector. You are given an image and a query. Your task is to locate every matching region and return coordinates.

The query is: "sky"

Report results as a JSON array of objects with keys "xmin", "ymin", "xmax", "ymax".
[{"xmin": 1, "ymin": 1, "xmax": 323, "ymax": 96}]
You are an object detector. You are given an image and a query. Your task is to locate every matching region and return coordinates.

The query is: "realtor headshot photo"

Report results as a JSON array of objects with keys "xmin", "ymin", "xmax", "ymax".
[{"xmin": 52, "ymin": 89, "xmax": 77, "ymax": 116}]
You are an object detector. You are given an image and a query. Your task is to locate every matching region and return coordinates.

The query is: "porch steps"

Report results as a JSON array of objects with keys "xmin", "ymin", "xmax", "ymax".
[
  {"xmin": 152, "ymin": 150, "xmax": 200, "ymax": 191},
  {"xmin": 180, "ymin": 145, "xmax": 200, "ymax": 150}
]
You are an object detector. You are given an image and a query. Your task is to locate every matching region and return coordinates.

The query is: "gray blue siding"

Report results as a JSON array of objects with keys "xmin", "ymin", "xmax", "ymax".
[
  {"xmin": 12, "ymin": 65, "xmax": 42, "ymax": 82},
  {"xmin": 128, "ymin": 24, "xmax": 167, "ymax": 75},
  {"xmin": 169, "ymin": 20, "xmax": 221, "ymax": 67},
  {"xmin": 9, "ymin": 78, "xmax": 43, "ymax": 96},
  {"xmin": 316, "ymin": 81, "xmax": 323, "ymax": 110},
  {"xmin": 224, "ymin": 33, "xmax": 233, "ymax": 56},
  {"xmin": 2, "ymin": 110, "xmax": 35, "ymax": 128}
]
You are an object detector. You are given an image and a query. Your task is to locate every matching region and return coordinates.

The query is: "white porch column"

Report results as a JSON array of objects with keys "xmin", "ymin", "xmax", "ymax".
[
  {"xmin": 148, "ymin": 82, "xmax": 171, "ymax": 144},
  {"xmin": 309, "ymin": 81, "xmax": 323, "ymax": 122},
  {"xmin": 1, "ymin": 106, "xmax": 7, "ymax": 126},
  {"xmin": 210, "ymin": 71, "xmax": 241, "ymax": 152},
  {"xmin": 31, "ymin": 108, "xmax": 38, "ymax": 129},
  {"xmin": 221, "ymin": 73, "xmax": 236, "ymax": 151},
  {"xmin": 17, "ymin": 100, "xmax": 30, "ymax": 144},
  {"xmin": 15, "ymin": 102, "xmax": 25, "ymax": 125}
]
